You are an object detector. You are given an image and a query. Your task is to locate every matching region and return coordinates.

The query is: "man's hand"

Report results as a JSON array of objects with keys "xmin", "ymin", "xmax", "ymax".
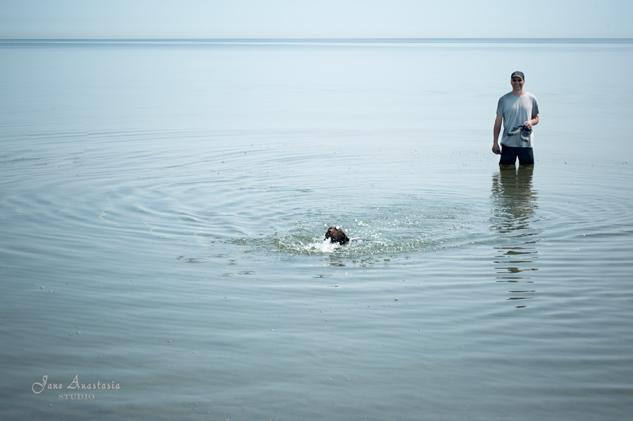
[
  {"xmin": 493, "ymin": 114, "xmax": 503, "ymax": 154},
  {"xmin": 523, "ymin": 114, "xmax": 539, "ymax": 130}
]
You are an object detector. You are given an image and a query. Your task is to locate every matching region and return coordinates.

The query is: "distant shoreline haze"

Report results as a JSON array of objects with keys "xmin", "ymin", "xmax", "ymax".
[{"xmin": 1, "ymin": 38, "xmax": 633, "ymax": 44}]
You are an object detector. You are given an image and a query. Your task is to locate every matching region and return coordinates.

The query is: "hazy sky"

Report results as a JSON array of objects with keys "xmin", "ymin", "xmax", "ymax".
[{"xmin": 1, "ymin": 0, "xmax": 632, "ymax": 39}]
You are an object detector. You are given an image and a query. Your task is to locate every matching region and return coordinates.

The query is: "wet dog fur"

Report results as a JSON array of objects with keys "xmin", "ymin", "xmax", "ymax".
[{"xmin": 325, "ymin": 226, "xmax": 349, "ymax": 245}]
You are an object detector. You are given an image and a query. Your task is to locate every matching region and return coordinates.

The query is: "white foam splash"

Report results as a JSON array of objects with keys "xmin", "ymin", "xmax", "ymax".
[{"xmin": 304, "ymin": 238, "xmax": 340, "ymax": 253}]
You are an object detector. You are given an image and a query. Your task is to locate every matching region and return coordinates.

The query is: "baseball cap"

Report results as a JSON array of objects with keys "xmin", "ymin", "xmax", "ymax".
[{"xmin": 511, "ymin": 71, "xmax": 525, "ymax": 80}]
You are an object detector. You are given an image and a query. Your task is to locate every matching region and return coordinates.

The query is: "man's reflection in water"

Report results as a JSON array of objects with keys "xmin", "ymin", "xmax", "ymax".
[{"xmin": 491, "ymin": 168, "xmax": 540, "ymax": 308}]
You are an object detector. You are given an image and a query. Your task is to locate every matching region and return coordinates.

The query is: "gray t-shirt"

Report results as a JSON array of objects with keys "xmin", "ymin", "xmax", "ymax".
[{"xmin": 496, "ymin": 91, "xmax": 539, "ymax": 148}]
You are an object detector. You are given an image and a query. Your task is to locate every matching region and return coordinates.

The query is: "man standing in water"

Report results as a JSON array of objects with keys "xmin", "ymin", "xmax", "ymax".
[{"xmin": 493, "ymin": 71, "xmax": 540, "ymax": 168}]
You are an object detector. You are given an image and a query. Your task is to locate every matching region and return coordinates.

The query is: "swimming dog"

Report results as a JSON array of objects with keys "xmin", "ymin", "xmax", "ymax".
[{"xmin": 325, "ymin": 226, "xmax": 349, "ymax": 245}]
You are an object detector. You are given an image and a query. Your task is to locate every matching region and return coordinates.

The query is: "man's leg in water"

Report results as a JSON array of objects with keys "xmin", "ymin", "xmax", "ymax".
[
  {"xmin": 517, "ymin": 147, "xmax": 535, "ymax": 169},
  {"xmin": 499, "ymin": 145, "xmax": 517, "ymax": 169}
]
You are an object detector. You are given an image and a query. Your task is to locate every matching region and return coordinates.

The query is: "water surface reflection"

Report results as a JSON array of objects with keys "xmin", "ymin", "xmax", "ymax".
[{"xmin": 490, "ymin": 168, "xmax": 540, "ymax": 307}]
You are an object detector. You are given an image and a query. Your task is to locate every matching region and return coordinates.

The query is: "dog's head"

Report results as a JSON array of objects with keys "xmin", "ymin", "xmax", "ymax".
[{"xmin": 325, "ymin": 226, "xmax": 349, "ymax": 245}]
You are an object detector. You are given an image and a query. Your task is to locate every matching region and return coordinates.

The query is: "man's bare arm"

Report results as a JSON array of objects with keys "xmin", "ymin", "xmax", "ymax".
[
  {"xmin": 524, "ymin": 114, "xmax": 539, "ymax": 130},
  {"xmin": 493, "ymin": 114, "xmax": 503, "ymax": 154}
]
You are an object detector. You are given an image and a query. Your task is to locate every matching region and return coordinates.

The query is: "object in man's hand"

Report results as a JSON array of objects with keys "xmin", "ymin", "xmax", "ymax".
[{"xmin": 507, "ymin": 124, "xmax": 532, "ymax": 142}]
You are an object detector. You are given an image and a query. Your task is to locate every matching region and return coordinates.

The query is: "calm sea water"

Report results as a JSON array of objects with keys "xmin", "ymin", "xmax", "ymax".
[{"xmin": 1, "ymin": 39, "xmax": 632, "ymax": 420}]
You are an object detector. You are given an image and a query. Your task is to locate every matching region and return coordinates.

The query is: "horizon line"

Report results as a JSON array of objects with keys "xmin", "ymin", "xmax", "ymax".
[{"xmin": 1, "ymin": 37, "xmax": 632, "ymax": 43}]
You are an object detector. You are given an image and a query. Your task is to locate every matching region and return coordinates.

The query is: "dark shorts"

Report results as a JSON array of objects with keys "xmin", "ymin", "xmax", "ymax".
[{"xmin": 499, "ymin": 145, "xmax": 534, "ymax": 166}]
